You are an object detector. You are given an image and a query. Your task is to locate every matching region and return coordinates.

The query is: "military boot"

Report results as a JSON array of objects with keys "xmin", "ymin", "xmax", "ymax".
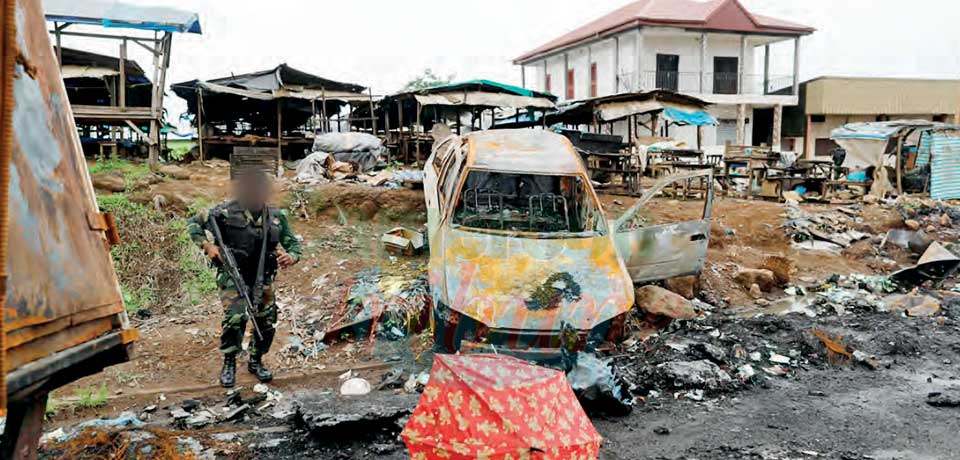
[
  {"xmin": 248, "ymin": 356, "xmax": 273, "ymax": 383},
  {"xmin": 220, "ymin": 354, "xmax": 237, "ymax": 388}
]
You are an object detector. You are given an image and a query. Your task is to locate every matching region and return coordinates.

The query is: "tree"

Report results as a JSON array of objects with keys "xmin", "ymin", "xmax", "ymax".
[{"xmin": 402, "ymin": 68, "xmax": 455, "ymax": 91}]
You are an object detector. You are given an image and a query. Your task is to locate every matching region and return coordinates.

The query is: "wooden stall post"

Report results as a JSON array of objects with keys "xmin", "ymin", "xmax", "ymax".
[
  {"xmin": 416, "ymin": 101, "xmax": 423, "ymax": 164},
  {"xmin": 197, "ymin": 88, "xmax": 204, "ymax": 161},
  {"xmin": 895, "ymin": 135, "xmax": 903, "ymax": 195},
  {"xmin": 321, "ymin": 88, "xmax": 328, "ymax": 133},
  {"xmin": 384, "ymin": 100, "xmax": 392, "ymax": 164},
  {"xmin": 397, "ymin": 98, "xmax": 405, "ymax": 162},
  {"xmin": 368, "ymin": 88, "xmax": 377, "ymax": 135},
  {"xmin": 119, "ymin": 39, "xmax": 126, "ymax": 109},
  {"xmin": 276, "ymin": 99, "xmax": 282, "ymax": 175}
]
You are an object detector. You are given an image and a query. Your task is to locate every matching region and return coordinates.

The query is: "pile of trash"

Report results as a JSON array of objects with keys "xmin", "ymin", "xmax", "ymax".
[
  {"xmin": 782, "ymin": 203, "xmax": 870, "ymax": 252},
  {"xmin": 294, "ymin": 132, "xmax": 423, "ymax": 188}
]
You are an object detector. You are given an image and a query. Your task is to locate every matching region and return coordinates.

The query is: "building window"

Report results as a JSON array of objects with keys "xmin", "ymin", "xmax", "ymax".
[
  {"xmin": 590, "ymin": 63, "xmax": 598, "ymax": 98},
  {"xmin": 811, "ymin": 114, "xmax": 826, "ymax": 123},
  {"xmin": 713, "ymin": 57, "xmax": 738, "ymax": 94},
  {"xmin": 545, "ymin": 74, "xmax": 551, "ymax": 93},
  {"xmin": 566, "ymin": 69, "xmax": 575, "ymax": 100},
  {"xmin": 655, "ymin": 54, "xmax": 679, "ymax": 91}
]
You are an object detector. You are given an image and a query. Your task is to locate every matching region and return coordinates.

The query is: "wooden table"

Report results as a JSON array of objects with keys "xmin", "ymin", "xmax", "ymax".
[{"xmin": 582, "ymin": 151, "xmax": 642, "ymax": 196}]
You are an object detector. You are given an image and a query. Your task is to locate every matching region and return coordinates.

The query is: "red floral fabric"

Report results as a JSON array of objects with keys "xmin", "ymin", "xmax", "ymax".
[{"xmin": 401, "ymin": 354, "xmax": 602, "ymax": 460}]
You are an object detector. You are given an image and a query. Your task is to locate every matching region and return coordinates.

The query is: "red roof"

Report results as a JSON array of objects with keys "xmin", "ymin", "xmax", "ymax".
[{"xmin": 514, "ymin": 0, "xmax": 814, "ymax": 63}]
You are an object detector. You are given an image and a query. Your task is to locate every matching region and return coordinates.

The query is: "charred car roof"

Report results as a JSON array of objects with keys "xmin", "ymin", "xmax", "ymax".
[{"xmin": 464, "ymin": 129, "xmax": 584, "ymax": 175}]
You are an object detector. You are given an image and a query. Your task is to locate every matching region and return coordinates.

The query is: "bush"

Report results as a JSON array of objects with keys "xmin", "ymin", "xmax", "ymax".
[{"xmin": 98, "ymin": 194, "xmax": 217, "ymax": 313}]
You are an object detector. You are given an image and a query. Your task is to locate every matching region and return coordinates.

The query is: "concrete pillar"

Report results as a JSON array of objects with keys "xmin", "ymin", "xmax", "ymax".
[
  {"xmin": 772, "ymin": 104, "xmax": 783, "ymax": 151},
  {"xmin": 736, "ymin": 104, "xmax": 747, "ymax": 145},
  {"xmin": 563, "ymin": 53, "xmax": 569, "ymax": 100},
  {"xmin": 614, "ymin": 36, "xmax": 620, "ymax": 92},
  {"xmin": 763, "ymin": 44, "xmax": 770, "ymax": 95},
  {"xmin": 699, "ymin": 32, "xmax": 707, "ymax": 93},
  {"xmin": 738, "ymin": 36, "xmax": 746, "ymax": 94},
  {"xmin": 635, "ymin": 29, "xmax": 643, "ymax": 91},
  {"xmin": 793, "ymin": 37, "xmax": 801, "ymax": 96}
]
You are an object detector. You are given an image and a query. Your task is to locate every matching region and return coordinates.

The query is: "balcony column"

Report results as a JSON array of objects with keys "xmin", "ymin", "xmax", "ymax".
[
  {"xmin": 614, "ymin": 36, "xmax": 620, "ymax": 92},
  {"xmin": 699, "ymin": 32, "xmax": 707, "ymax": 93},
  {"xmin": 635, "ymin": 29, "xmax": 643, "ymax": 91},
  {"xmin": 772, "ymin": 104, "xmax": 783, "ymax": 151},
  {"xmin": 736, "ymin": 103, "xmax": 746, "ymax": 145},
  {"xmin": 793, "ymin": 37, "xmax": 801, "ymax": 96},
  {"xmin": 763, "ymin": 44, "xmax": 770, "ymax": 95},
  {"xmin": 563, "ymin": 52, "xmax": 569, "ymax": 100},
  {"xmin": 738, "ymin": 35, "xmax": 746, "ymax": 94}
]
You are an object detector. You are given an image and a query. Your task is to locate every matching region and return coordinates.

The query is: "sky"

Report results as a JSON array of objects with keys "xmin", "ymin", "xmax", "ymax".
[{"xmin": 53, "ymin": 0, "xmax": 960, "ymax": 126}]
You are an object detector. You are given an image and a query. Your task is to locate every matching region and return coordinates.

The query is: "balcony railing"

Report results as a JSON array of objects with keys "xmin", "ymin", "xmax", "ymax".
[{"xmin": 616, "ymin": 71, "xmax": 795, "ymax": 96}]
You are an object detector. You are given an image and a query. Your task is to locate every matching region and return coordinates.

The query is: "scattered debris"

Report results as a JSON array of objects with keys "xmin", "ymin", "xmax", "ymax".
[
  {"xmin": 380, "ymin": 227, "xmax": 425, "ymax": 256},
  {"xmin": 567, "ymin": 352, "xmax": 633, "ymax": 415}
]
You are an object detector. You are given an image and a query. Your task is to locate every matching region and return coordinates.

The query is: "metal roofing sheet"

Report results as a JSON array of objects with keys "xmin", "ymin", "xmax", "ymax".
[
  {"xmin": 43, "ymin": 0, "xmax": 202, "ymax": 34},
  {"xmin": 805, "ymin": 77, "xmax": 960, "ymax": 116}
]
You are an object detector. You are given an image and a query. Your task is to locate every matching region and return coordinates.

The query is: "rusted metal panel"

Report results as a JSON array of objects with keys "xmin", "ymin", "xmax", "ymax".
[
  {"xmin": 5, "ymin": 0, "xmax": 130, "ymax": 381},
  {"xmin": 614, "ymin": 169, "xmax": 714, "ymax": 284},
  {"xmin": 466, "ymin": 130, "xmax": 584, "ymax": 175}
]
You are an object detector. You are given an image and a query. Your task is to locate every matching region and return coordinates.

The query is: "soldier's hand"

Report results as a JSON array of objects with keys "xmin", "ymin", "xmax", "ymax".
[
  {"xmin": 277, "ymin": 252, "xmax": 295, "ymax": 268},
  {"xmin": 203, "ymin": 243, "xmax": 222, "ymax": 262}
]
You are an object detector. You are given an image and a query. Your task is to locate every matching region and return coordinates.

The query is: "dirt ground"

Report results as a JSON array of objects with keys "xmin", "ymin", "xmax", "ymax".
[{"xmin": 41, "ymin": 162, "xmax": 960, "ymax": 459}]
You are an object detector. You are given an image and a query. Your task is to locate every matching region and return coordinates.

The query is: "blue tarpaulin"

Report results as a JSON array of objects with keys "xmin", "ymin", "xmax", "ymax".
[{"xmin": 661, "ymin": 107, "xmax": 718, "ymax": 126}]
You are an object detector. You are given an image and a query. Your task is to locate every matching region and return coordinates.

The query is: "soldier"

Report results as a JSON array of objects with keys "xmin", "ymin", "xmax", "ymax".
[{"xmin": 187, "ymin": 169, "xmax": 301, "ymax": 387}]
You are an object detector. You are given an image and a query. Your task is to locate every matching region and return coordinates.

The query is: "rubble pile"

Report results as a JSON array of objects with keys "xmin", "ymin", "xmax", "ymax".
[{"xmin": 782, "ymin": 203, "xmax": 870, "ymax": 252}]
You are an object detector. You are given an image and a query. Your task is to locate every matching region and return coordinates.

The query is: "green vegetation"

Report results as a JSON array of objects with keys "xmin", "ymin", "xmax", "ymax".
[
  {"xmin": 45, "ymin": 398, "xmax": 62, "ymax": 420},
  {"xmin": 74, "ymin": 383, "xmax": 108, "ymax": 409},
  {"xmin": 88, "ymin": 157, "xmax": 151, "ymax": 181},
  {"xmin": 97, "ymin": 193, "xmax": 217, "ymax": 313},
  {"xmin": 167, "ymin": 140, "xmax": 196, "ymax": 161},
  {"xmin": 402, "ymin": 68, "xmax": 454, "ymax": 91}
]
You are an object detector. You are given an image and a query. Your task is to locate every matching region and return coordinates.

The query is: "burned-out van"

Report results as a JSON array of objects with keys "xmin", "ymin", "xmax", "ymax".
[{"xmin": 424, "ymin": 129, "xmax": 712, "ymax": 354}]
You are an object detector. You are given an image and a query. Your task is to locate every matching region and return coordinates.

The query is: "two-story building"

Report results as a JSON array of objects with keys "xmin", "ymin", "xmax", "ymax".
[{"xmin": 513, "ymin": 0, "xmax": 814, "ymax": 151}]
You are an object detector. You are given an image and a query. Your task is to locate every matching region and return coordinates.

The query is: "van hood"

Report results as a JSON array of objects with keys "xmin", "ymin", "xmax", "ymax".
[{"xmin": 428, "ymin": 227, "xmax": 634, "ymax": 332}]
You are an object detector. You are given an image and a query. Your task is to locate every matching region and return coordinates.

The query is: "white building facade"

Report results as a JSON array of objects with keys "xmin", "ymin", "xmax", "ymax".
[{"xmin": 514, "ymin": 0, "xmax": 814, "ymax": 151}]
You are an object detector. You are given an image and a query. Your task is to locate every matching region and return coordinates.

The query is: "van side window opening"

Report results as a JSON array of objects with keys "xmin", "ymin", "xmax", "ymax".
[{"xmin": 452, "ymin": 171, "xmax": 601, "ymax": 235}]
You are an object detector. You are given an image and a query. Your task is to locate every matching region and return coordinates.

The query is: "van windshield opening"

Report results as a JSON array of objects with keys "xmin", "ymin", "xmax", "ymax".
[{"xmin": 452, "ymin": 171, "xmax": 603, "ymax": 235}]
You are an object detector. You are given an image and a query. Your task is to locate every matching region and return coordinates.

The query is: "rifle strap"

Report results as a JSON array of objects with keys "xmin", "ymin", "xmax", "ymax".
[{"xmin": 252, "ymin": 205, "xmax": 270, "ymax": 307}]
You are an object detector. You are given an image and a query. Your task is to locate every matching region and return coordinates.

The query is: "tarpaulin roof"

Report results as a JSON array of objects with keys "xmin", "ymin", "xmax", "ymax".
[
  {"xmin": 171, "ymin": 64, "xmax": 368, "ymax": 103},
  {"xmin": 43, "ymin": 0, "xmax": 202, "ymax": 34},
  {"xmin": 401, "ymin": 354, "xmax": 602, "ymax": 459},
  {"xmin": 419, "ymin": 79, "xmax": 556, "ymax": 101},
  {"xmin": 661, "ymin": 107, "xmax": 718, "ymax": 126},
  {"xmin": 546, "ymin": 89, "xmax": 710, "ymax": 125},
  {"xmin": 830, "ymin": 120, "xmax": 938, "ymax": 141}
]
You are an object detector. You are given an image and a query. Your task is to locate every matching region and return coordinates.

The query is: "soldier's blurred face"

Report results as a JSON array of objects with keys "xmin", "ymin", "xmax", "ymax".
[{"xmin": 234, "ymin": 172, "xmax": 271, "ymax": 210}]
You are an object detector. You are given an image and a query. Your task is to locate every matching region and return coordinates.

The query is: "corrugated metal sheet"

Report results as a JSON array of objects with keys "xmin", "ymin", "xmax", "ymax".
[
  {"xmin": 805, "ymin": 77, "xmax": 960, "ymax": 116},
  {"xmin": 929, "ymin": 131, "xmax": 960, "ymax": 200},
  {"xmin": 43, "ymin": 0, "xmax": 202, "ymax": 34},
  {"xmin": 413, "ymin": 92, "xmax": 555, "ymax": 109}
]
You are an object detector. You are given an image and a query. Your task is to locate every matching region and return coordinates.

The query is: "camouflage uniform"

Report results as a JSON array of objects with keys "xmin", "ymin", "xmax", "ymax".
[{"xmin": 187, "ymin": 201, "xmax": 301, "ymax": 358}]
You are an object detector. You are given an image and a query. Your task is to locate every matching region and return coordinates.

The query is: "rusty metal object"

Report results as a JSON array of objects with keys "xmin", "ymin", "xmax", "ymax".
[
  {"xmin": 810, "ymin": 328, "xmax": 853, "ymax": 364},
  {"xmin": 2, "ymin": 0, "xmax": 136, "ymax": 412}
]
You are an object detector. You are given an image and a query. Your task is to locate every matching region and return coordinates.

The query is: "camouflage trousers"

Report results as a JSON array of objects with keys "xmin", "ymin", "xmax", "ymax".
[{"xmin": 219, "ymin": 285, "xmax": 277, "ymax": 357}]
